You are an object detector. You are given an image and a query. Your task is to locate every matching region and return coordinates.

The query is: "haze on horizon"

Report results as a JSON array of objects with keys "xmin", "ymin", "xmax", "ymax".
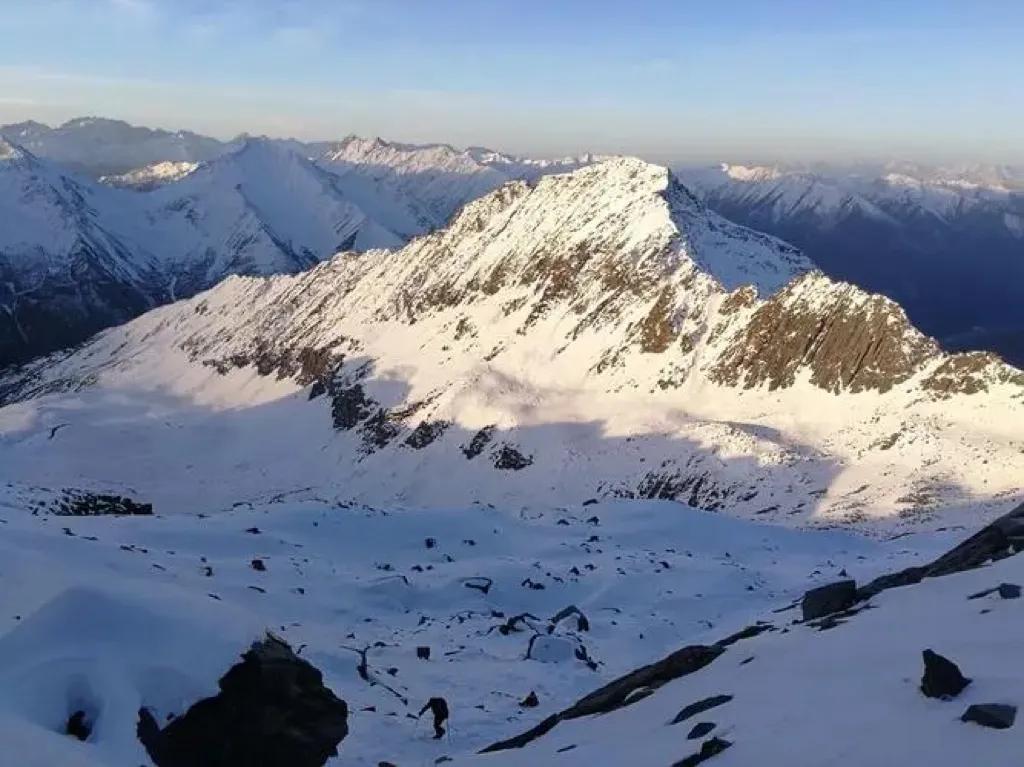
[{"xmin": 1, "ymin": 0, "xmax": 1022, "ymax": 165}]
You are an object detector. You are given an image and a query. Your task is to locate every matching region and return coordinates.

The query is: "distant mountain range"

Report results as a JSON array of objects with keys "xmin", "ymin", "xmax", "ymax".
[
  {"xmin": 2, "ymin": 116, "xmax": 1022, "ymax": 369},
  {"xmin": 0, "ymin": 118, "xmax": 595, "ymax": 364},
  {"xmin": 680, "ymin": 163, "xmax": 1024, "ymax": 366}
]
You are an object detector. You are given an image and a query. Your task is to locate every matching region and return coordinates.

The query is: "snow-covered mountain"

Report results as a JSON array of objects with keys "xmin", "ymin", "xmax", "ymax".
[
  {"xmin": 99, "ymin": 160, "xmax": 199, "ymax": 190},
  {"xmin": 681, "ymin": 163, "xmax": 1024, "ymax": 366},
  {"xmin": 0, "ymin": 117, "xmax": 228, "ymax": 177},
  {"xmin": 3, "ymin": 158, "xmax": 1020, "ymax": 529},
  {"xmin": 0, "ymin": 137, "xmax": 403, "ymax": 364}
]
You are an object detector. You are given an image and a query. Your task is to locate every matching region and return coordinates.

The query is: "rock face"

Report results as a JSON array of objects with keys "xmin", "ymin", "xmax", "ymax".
[
  {"xmin": 920, "ymin": 649, "xmax": 971, "ymax": 700},
  {"xmin": 671, "ymin": 695, "xmax": 734, "ymax": 725},
  {"xmin": 137, "ymin": 634, "xmax": 349, "ymax": 767},
  {"xmin": 961, "ymin": 704, "xmax": 1017, "ymax": 729},
  {"xmin": 801, "ymin": 580, "xmax": 857, "ymax": 621}
]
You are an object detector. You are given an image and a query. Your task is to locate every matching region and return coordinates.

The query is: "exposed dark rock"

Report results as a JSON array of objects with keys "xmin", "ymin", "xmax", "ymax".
[
  {"xmin": 921, "ymin": 649, "xmax": 971, "ymax": 699},
  {"xmin": 250, "ymin": 558, "xmax": 266, "ymax": 572},
  {"xmin": 481, "ymin": 644, "xmax": 723, "ymax": 752},
  {"xmin": 549, "ymin": 605, "xmax": 590, "ymax": 632},
  {"xmin": 672, "ymin": 736, "xmax": 732, "ymax": 767},
  {"xmin": 520, "ymin": 691, "xmax": 539, "ymax": 708},
  {"xmin": 801, "ymin": 580, "xmax": 857, "ymax": 621},
  {"xmin": 961, "ymin": 703, "xmax": 1017, "ymax": 729},
  {"xmin": 329, "ymin": 383, "xmax": 375, "ymax": 430},
  {"xmin": 671, "ymin": 695, "xmax": 734, "ymax": 725},
  {"xmin": 359, "ymin": 409, "xmax": 400, "ymax": 450},
  {"xmin": 137, "ymin": 634, "xmax": 348, "ymax": 767},
  {"xmin": 687, "ymin": 722, "xmax": 717, "ymax": 740},
  {"xmin": 493, "ymin": 444, "xmax": 533, "ymax": 470},
  {"xmin": 416, "ymin": 646, "xmax": 431, "ymax": 660},
  {"xmin": 405, "ymin": 420, "xmax": 450, "ymax": 449},
  {"xmin": 858, "ymin": 501, "xmax": 1024, "ymax": 601},
  {"xmin": 66, "ymin": 710, "xmax": 91, "ymax": 741},
  {"xmin": 424, "ymin": 537, "xmax": 436, "ymax": 549},
  {"xmin": 999, "ymin": 583, "xmax": 1021, "ymax": 599},
  {"xmin": 53, "ymin": 492, "xmax": 153, "ymax": 516},
  {"xmin": 460, "ymin": 426, "xmax": 495, "ymax": 459}
]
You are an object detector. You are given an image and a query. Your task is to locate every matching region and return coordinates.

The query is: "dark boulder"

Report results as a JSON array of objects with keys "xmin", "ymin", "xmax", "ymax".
[
  {"xmin": 921, "ymin": 649, "xmax": 971, "ymax": 699},
  {"xmin": 801, "ymin": 580, "xmax": 857, "ymax": 621},
  {"xmin": 961, "ymin": 704, "xmax": 1017, "ymax": 729},
  {"xmin": 137, "ymin": 634, "xmax": 348, "ymax": 767},
  {"xmin": 520, "ymin": 691, "xmax": 539, "ymax": 708},
  {"xmin": 686, "ymin": 722, "xmax": 716, "ymax": 740},
  {"xmin": 66, "ymin": 710, "xmax": 91, "ymax": 741},
  {"xmin": 998, "ymin": 583, "xmax": 1021, "ymax": 599},
  {"xmin": 671, "ymin": 694, "xmax": 733, "ymax": 725},
  {"xmin": 672, "ymin": 736, "xmax": 732, "ymax": 766}
]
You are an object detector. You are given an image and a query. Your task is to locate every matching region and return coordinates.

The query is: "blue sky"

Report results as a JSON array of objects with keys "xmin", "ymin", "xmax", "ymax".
[{"xmin": 1, "ymin": 0, "xmax": 1022, "ymax": 162}]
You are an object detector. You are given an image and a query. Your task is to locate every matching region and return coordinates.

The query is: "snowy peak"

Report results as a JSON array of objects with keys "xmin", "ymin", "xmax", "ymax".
[{"xmin": 99, "ymin": 160, "xmax": 199, "ymax": 190}]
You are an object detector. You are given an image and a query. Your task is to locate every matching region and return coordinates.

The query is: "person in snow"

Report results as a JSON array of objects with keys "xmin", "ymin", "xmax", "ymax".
[{"xmin": 417, "ymin": 697, "xmax": 449, "ymax": 739}]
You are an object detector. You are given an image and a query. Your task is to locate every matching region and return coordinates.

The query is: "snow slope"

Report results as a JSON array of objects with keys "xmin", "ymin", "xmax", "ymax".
[
  {"xmin": 99, "ymin": 161, "xmax": 199, "ymax": 190},
  {"xmin": 476, "ymin": 513, "xmax": 1024, "ymax": 767},
  {"xmin": 2, "ymin": 158, "xmax": 1020, "ymax": 532},
  {"xmin": 0, "ymin": 487, "xmax": 955, "ymax": 766}
]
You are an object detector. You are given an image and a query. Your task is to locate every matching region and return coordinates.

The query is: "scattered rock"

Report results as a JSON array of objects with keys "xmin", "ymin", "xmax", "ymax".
[
  {"xmin": 687, "ymin": 722, "xmax": 717, "ymax": 740},
  {"xmin": 671, "ymin": 695, "xmax": 734, "ymax": 725},
  {"xmin": 493, "ymin": 444, "xmax": 534, "ymax": 471},
  {"xmin": 416, "ymin": 646, "xmax": 431, "ymax": 660},
  {"xmin": 251, "ymin": 558, "xmax": 267, "ymax": 572},
  {"xmin": 66, "ymin": 710, "xmax": 91, "ymax": 741},
  {"xmin": 961, "ymin": 704, "xmax": 1016, "ymax": 729},
  {"xmin": 998, "ymin": 583, "xmax": 1021, "ymax": 599},
  {"xmin": 425, "ymin": 537, "xmax": 437, "ymax": 549},
  {"xmin": 921, "ymin": 649, "xmax": 971, "ymax": 699},
  {"xmin": 137, "ymin": 634, "xmax": 348, "ymax": 767},
  {"xmin": 801, "ymin": 580, "xmax": 857, "ymax": 621}
]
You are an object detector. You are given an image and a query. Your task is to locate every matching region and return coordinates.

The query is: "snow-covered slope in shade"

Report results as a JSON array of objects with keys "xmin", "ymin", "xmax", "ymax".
[
  {"xmin": 2, "ymin": 158, "xmax": 1021, "ymax": 531},
  {"xmin": 99, "ymin": 160, "xmax": 199, "ymax": 190},
  {"xmin": 0, "ymin": 117, "xmax": 228, "ymax": 177},
  {"xmin": 0, "ymin": 138, "xmax": 403, "ymax": 363}
]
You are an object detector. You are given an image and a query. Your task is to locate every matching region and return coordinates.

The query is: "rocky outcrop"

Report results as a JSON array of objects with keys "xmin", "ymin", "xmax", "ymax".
[
  {"xmin": 137, "ymin": 634, "xmax": 348, "ymax": 767},
  {"xmin": 712, "ymin": 274, "xmax": 936, "ymax": 393},
  {"xmin": 920, "ymin": 649, "xmax": 971, "ymax": 699},
  {"xmin": 801, "ymin": 580, "xmax": 857, "ymax": 620}
]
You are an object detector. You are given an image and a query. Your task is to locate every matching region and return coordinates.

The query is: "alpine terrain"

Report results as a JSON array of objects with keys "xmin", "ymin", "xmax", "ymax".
[
  {"xmin": 0, "ymin": 157, "xmax": 1021, "ymax": 767},
  {"xmin": 682, "ymin": 163, "xmax": 1024, "ymax": 366}
]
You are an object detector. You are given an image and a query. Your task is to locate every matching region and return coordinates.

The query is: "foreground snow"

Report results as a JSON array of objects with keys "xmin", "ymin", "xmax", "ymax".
[{"xmin": 0, "ymin": 491, "xmax": 954, "ymax": 766}]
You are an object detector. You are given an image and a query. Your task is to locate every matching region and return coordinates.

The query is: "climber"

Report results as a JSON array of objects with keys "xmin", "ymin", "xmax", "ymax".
[{"xmin": 417, "ymin": 696, "xmax": 449, "ymax": 739}]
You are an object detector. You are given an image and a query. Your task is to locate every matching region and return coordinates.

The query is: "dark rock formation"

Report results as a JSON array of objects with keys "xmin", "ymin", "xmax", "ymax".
[
  {"xmin": 672, "ymin": 736, "xmax": 732, "ymax": 767},
  {"xmin": 461, "ymin": 426, "xmax": 495, "ymax": 459},
  {"xmin": 520, "ymin": 691, "xmax": 539, "ymax": 708},
  {"xmin": 671, "ymin": 695, "xmax": 734, "ymax": 725},
  {"xmin": 66, "ymin": 710, "xmax": 91, "ymax": 741},
  {"xmin": 416, "ymin": 646, "xmax": 431, "ymax": 660},
  {"xmin": 493, "ymin": 444, "xmax": 533, "ymax": 470},
  {"xmin": 921, "ymin": 649, "xmax": 971, "ymax": 699},
  {"xmin": 858, "ymin": 501, "xmax": 1024, "ymax": 600},
  {"xmin": 998, "ymin": 583, "xmax": 1021, "ymax": 599},
  {"xmin": 329, "ymin": 383, "xmax": 375, "ymax": 430},
  {"xmin": 405, "ymin": 420, "xmax": 450, "ymax": 449},
  {"xmin": 53, "ymin": 492, "xmax": 153, "ymax": 516},
  {"xmin": 481, "ymin": 644, "xmax": 722, "ymax": 752},
  {"xmin": 801, "ymin": 580, "xmax": 857, "ymax": 620},
  {"xmin": 961, "ymin": 704, "xmax": 1017, "ymax": 729},
  {"xmin": 686, "ymin": 722, "xmax": 717, "ymax": 740},
  {"xmin": 137, "ymin": 634, "xmax": 348, "ymax": 767}
]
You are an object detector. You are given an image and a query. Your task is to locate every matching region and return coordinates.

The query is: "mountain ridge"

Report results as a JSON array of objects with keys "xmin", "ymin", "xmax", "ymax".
[{"xmin": 3, "ymin": 157, "xmax": 1020, "ymax": 529}]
